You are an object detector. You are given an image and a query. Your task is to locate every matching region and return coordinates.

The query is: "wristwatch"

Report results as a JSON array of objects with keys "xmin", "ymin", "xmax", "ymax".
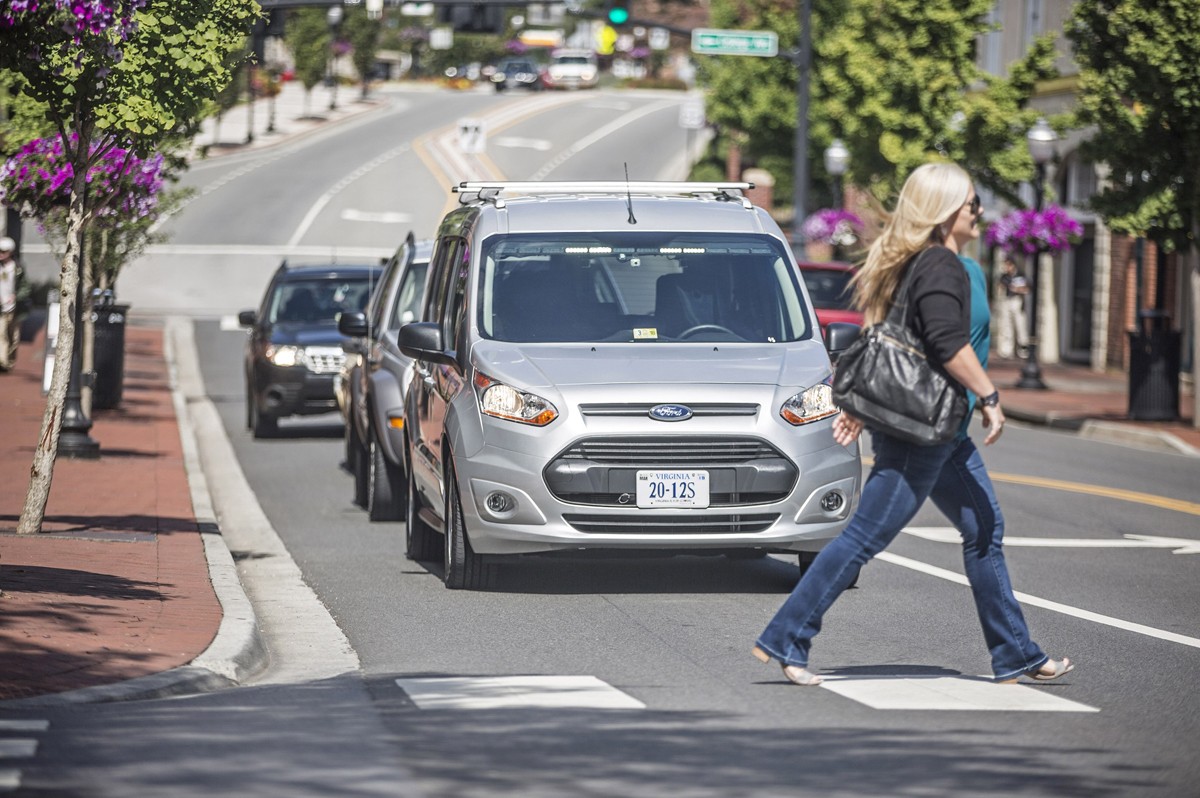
[{"xmin": 981, "ymin": 390, "xmax": 1000, "ymax": 408}]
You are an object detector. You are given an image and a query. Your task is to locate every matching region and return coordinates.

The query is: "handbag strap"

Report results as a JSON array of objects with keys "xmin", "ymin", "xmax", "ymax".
[{"xmin": 883, "ymin": 247, "xmax": 934, "ymax": 328}]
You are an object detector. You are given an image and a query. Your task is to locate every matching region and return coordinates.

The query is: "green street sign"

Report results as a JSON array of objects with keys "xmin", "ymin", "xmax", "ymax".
[{"xmin": 690, "ymin": 28, "xmax": 779, "ymax": 57}]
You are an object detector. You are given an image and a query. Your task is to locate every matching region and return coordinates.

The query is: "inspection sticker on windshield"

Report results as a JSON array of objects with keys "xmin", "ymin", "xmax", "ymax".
[
  {"xmin": 633, "ymin": 327, "xmax": 658, "ymax": 340},
  {"xmin": 637, "ymin": 470, "xmax": 709, "ymax": 508}
]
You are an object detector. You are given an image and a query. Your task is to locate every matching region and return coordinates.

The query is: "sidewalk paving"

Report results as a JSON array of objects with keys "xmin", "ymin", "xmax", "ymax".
[{"xmin": 1, "ymin": 320, "xmax": 1196, "ymax": 707}]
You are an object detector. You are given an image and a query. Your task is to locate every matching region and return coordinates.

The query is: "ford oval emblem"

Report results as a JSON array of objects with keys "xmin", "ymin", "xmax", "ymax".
[{"xmin": 649, "ymin": 404, "xmax": 693, "ymax": 422}]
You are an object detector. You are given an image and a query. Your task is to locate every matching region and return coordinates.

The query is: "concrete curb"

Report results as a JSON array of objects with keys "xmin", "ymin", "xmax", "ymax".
[
  {"xmin": 0, "ymin": 320, "xmax": 270, "ymax": 709},
  {"xmin": 1005, "ymin": 406, "xmax": 1200, "ymax": 457}
]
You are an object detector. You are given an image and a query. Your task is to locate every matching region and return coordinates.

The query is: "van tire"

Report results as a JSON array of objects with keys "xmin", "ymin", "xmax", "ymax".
[
  {"xmin": 405, "ymin": 442, "xmax": 439, "ymax": 561},
  {"xmin": 367, "ymin": 432, "xmax": 404, "ymax": 521},
  {"xmin": 443, "ymin": 458, "xmax": 492, "ymax": 590}
]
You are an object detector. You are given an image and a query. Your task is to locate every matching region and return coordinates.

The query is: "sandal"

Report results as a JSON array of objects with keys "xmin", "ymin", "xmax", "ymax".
[
  {"xmin": 1000, "ymin": 657, "xmax": 1073, "ymax": 684},
  {"xmin": 752, "ymin": 646, "xmax": 824, "ymax": 686}
]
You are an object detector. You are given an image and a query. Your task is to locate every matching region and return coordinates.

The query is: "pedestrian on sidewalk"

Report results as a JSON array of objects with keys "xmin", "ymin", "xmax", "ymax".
[
  {"xmin": 0, "ymin": 236, "xmax": 32, "ymax": 372},
  {"xmin": 751, "ymin": 162, "xmax": 1073, "ymax": 686},
  {"xmin": 994, "ymin": 255, "xmax": 1029, "ymax": 359}
]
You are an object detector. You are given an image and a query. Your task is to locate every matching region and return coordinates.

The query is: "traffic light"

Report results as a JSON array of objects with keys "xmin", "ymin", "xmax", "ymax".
[{"xmin": 606, "ymin": 0, "xmax": 630, "ymax": 27}]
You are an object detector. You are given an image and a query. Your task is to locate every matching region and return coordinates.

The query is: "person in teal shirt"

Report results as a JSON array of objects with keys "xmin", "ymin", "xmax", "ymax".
[{"xmin": 959, "ymin": 254, "xmax": 991, "ymax": 438}]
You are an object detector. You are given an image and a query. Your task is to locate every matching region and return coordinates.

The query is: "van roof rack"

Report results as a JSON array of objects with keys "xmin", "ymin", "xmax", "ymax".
[{"xmin": 454, "ymin": 181, "xmax": 755, "ymax": 208}]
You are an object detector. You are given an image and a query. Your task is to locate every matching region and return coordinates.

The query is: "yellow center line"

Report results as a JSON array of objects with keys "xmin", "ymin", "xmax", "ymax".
[{"xmin": 861, "ymin": 458, "xmax": 1200, "ymax": 517}]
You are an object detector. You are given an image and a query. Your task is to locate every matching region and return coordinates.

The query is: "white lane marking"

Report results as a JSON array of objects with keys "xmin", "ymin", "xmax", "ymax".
[
  {"xmin": 0, "ymin": 722, "xmax": 48, "ymax": 732},
  {"xmin": 528, "ymin": 97, "xmax": 682, "ymax": 181},
  {"xmin": 286, "ymin": 142, "xmax": 411, "ymax": 248},
  {"xmin": 819, "ymin": 675, "xmax": 1098, "ymax": 713},
  {"xmin": 903, "ymin": 526, "xmax": 1200, "ymax": 554},
  {"xmin": 21, "ymin": 243, "xmax": 395, "ymax": 258},
  {"xmin": 0, "ymin": 769, "xmax": 20, "ymax": 792},
  {"xmin": 493, "ymin": 135, "xmax": 552, "ymax": 151},
  {"xmin": 396, "ymin": 676, "xmax": 646, "ymax": 710},
  {"xmin": 877, "ymin": 550, "xmax": 1200, "ymax": 649},
  {"xmin": 339, "ymin": 209, "xmax": 413, "ymax": 223},
  {"xmin": 0, "ymin": 740, "xmax": 37, "ymax": 758}
]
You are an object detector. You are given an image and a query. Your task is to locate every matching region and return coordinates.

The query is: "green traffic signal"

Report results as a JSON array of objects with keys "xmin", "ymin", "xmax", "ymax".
[{"xmin": 607, "ymin": 3, "xmax": 629, "ymax": 25}]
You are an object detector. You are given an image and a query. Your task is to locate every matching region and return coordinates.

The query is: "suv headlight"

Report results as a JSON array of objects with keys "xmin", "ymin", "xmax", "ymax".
[
  {"xmin": 266, "ymin": 344, "xmax": 302, "ymax": 367},
  {"xmin": 474, "ymin": 371, "xmax": 558, "ymax": 426},
  {"xmin": 780, "ymin": 379, "xmax": 839, "ymax": 426}
]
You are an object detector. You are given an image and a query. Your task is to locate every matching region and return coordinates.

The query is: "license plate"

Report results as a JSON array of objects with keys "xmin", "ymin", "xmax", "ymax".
[{"xmin": 636, "ymin": 470, "xmax": 709, "ymax": 508}]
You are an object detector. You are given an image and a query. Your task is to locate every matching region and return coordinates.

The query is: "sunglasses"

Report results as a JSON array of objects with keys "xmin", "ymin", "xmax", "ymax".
[{"xmin": 967, "ymin": 195, "xmax": 982, "ymax": 217}]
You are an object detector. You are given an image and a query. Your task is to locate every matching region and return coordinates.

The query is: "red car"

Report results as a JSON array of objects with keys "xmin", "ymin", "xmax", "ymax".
[{"xmin": 798, "ymin": 260, "xmax": 863, "ymax": 336}]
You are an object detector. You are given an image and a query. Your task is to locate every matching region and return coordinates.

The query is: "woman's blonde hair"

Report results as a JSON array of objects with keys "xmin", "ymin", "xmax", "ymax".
[{"xmin": 852, "ymin": 162, "xmax": 973, "ymax": 326}]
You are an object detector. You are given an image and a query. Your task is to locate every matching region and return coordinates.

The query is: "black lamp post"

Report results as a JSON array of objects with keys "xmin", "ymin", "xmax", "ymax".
[
  {"xmin": 1016, "ymin": 117, "xmax": 1057, "ymax": 390},
  {"xmin": 326, "ymin": 5, "xmax": 343, "ymax": 112},
  {"xmin": 823, "ymin": 138, "xmax": 849, "ymax": 210}
]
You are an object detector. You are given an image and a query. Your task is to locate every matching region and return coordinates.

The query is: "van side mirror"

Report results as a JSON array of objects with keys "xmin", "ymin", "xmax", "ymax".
[
  {"xmin": 824, "ymin": 322, "xmax": 861, "ymax": 365},
  {"xmin": 338, "ymin": 310, "xmax": 369, "ymax": 338},
  {"xmin": 399, "ymin": 322, "xmax": 456, "ymax": 366},
  {"xmin": 237, "ymin": 310, "xmax": 257, "ymax": 327}
]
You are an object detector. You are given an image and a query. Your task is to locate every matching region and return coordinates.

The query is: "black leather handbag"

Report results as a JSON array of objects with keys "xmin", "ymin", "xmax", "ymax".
[{"xmin": 831, "ymin": 251, "xmax": 968, "ymax": 446}]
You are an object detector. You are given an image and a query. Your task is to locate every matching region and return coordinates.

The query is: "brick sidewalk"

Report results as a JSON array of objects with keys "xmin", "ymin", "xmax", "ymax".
[{"xmin": 0, "ymin": 324, "xmax": 221, "ymax": 701}]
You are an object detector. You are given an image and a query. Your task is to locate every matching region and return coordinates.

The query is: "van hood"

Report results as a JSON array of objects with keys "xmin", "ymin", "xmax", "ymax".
[{"xmin": 470, "ymin": 341, "xmax": 831, "ymax": 390}]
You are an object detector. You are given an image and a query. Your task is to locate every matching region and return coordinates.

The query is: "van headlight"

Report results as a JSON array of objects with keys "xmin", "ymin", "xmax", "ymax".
[
  {"xmin": 265, "ymin": 344, "xmax": 302, "ymax": 367},
  {"xmin": 474, "ymin": 371, "xmax": 558, "ymax": 426},
  {"xmin": 780, "ymin": 379, "xmax": 839, "ymax": 426}
]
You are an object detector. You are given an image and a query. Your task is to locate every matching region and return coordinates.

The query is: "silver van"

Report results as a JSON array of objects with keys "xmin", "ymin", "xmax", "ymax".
[{"xmin": 400, "ymin": 182, "xmax": 861, "ymax": 589}]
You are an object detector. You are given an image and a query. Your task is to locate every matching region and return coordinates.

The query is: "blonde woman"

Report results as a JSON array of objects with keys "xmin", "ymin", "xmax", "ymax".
[{"xmin": 752, "ymin": 163, "xmax": 1073, "ymax": 686}]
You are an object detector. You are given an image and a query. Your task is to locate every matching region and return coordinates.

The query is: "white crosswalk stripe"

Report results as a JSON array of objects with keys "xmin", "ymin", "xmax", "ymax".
[
  {"xmin": 396, "ymin": 675, "xmax": 646, "ymax": 710},
  {"xmin": 818, "ymin": 675, "xmax": 1099, "ymax": 712},
  {"xmin": 0, "ymin": 719, "xmax": 49, "ymax": 793}
]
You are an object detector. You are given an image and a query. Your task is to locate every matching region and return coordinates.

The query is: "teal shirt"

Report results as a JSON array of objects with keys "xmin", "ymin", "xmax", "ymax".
[{"xmin": 959, "ymin": 255, "xmax": 990, "ymax": 438}]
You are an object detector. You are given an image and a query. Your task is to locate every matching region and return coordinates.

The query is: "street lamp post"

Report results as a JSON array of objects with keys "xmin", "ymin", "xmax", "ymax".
[
  {"xmin": 326, "ymin": 5, "xmax": 343, "ymax": 112},
  {"xmin": 823, "ymin": 138, "xmax": 849, "ymax": 210},
  {"xmin": 1016, "ymin": 117, "xmax": 1057, "ymax": 390}
]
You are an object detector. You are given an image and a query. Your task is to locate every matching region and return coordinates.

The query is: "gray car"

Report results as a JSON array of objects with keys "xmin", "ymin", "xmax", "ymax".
[
  {"xmin": 338, "ymin": 233, "xmax": 434, "ymax": 520},
  {"xmin": 400, "ymin": 181, "xmax": 861, "ymax": 589}
]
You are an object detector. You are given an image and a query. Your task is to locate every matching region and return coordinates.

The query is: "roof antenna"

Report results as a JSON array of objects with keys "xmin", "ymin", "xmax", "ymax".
[{"xmin": 624, "ymin": 162, "xmax": 637, "ymax": 225}]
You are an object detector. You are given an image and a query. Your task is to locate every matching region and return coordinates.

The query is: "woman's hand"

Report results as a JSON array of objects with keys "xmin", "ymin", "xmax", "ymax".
[
  {"xmin": 981, "ymin": 403, "xmax": 1006, "ymax": 446},
  {"xmin": 833, "ymin": 411, "xmax": 864, "ymax": 447}
]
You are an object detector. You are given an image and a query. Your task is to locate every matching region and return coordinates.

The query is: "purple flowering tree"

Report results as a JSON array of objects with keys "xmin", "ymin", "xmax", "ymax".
[
  {"xmin": 0, "ymin": 0, "xmax": 256, "ymax": 535},
  {"xmin": 984, "ymin": 204, "xmax": 1084, "ymax": 255}
]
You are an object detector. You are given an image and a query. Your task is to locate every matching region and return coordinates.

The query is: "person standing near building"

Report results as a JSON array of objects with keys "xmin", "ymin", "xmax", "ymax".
[
  {"xmin": 995, "ymin": 256, "xmax": 1029, "ymax": 358},
  {"xmin": 750, "ymin": 162, "xmax": 1072, "ymax": 687},
  {"xmin": 0, "ymin": 236, "xmax": 32, "ymax": 372}
]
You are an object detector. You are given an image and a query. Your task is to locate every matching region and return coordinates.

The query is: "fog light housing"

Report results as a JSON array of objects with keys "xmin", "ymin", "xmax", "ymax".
[
  {"xmin": 820, "ymin": 491, "xmax": 844, "ymax": 513},
  {"xmin": 486, "ymin": 491, "xmax": 515, "ymax": 514}
]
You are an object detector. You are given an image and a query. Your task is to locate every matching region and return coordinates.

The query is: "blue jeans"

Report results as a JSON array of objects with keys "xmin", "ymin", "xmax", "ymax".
[{"xmin": 756, "ymin": 432, "xmax": 1048, "ymax": 681}]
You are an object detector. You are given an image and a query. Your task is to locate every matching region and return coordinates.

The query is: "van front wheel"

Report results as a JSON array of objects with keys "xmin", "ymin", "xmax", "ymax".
[{"xmin": 443, "ymin": 459, "xmax": 493, "ymax": 590}]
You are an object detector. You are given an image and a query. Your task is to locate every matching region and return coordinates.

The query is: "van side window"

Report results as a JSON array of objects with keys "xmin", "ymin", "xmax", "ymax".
[
  {"xmin": 424, "ymin": 238, "xmax": 459, "ymax": 328},
  {"xmin": 445, "ymin": 242, "xmax": 472, "ymax": 353}
]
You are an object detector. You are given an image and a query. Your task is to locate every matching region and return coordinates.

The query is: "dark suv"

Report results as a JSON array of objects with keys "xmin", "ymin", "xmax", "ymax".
[
  {"xmin": 337, "ymin": 234, "xmax": 434, "ymax": 519},
  {"xmin": 240, "ymin": 262, "xmax": 382, "ymax": 438}
]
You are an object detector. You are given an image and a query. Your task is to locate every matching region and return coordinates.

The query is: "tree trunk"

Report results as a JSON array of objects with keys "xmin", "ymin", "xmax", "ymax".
[
  {"xmin": 81, "ymin": 230, "xmax": 95, "ymax": 417},
  {"xmin": 16, "ymin": 148, "xmax": 89, "ymax": 534}
]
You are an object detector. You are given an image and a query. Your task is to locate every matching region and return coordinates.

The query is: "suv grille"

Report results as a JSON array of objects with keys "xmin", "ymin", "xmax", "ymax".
[
  {"xmin": 579, "ymin": 403, "xmax": 759, "ymax": 418},
  {"xmin": 563, "ymin": 513, "xmax": 779, "ymax": 535},
  {"xmin": 304, "ymin": 346, "xmax": 345, "ymax": 375},
  {"xmin": 545, "ymin": 436, "xmax": 797, "ymax": 507}
]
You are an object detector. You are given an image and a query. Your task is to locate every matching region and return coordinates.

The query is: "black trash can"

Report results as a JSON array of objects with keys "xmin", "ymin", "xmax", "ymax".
[
  {"xmin": 1128, "ymin": 310, "xmax": 1181, "ymax": 421},
  {"xmin": 92, "ymin": 302, "xmax": 130, "ymax": 410}
]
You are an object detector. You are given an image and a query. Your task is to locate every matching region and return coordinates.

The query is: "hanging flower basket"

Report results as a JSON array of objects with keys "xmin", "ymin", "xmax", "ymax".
[
  {"xmin": 801, "ymin": 208, "xmax": 864, "ymax": 247},
  {"xmin": 985, "ymin": 204, "xmax": 1083, "ymax": 255}
]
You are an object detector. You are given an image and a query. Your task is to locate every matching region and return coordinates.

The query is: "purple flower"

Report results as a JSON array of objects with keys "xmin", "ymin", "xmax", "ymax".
[
  {"xmin": 802, "ymin": 208, "xmax": 864, "ymax": 246},
  {"xmin": 985, "ymin": 204, "xmax": 1083, "ymax": 255}
]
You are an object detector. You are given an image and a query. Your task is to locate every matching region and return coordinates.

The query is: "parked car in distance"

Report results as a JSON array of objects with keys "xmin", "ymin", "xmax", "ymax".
[
  {"xmin": 399, "ymin": 180, "xmax": 861, "ymax": 589},
  {"xmin": 490, "ymin": 58, "xmax": 543, "ymax": 92},
  {"xmin": 239, "ymin": 261, "xmax": 382, "ymax": 438},
  {"xmin": 543, "ymin": 48, "xmax": 598, "ymax": 90},
  {"xmin": 337, "ymin": 234, "xmax": 434, "ymax": 520},
  {"xmin": 798, "ymin": 260, "xmax": 863, "ymax": 336}
]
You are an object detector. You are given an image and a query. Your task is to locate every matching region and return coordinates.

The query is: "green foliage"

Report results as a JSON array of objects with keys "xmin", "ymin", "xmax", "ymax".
[
  {"xmin": 1068, "ymin": 0, "xmax": 1200, "ymax": 251},
  {"xmin": 0, "ymin": 71, "xmax": 56, "ymax": 154},
  {"xmin": 699, "ymin": 0, "xmax": 1058, "ymax": 209},
  {"xmin": 286, "ymin": 8, "xmax": 334, "ymax": 92},
  {"xmin": 342, "ymin": 6, "xmax": 382, "ymax": 89}
]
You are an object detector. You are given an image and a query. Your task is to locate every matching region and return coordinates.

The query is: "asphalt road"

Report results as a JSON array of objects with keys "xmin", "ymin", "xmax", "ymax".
[{"xmin": 9, "ymin": 87, "xmax": 1200, "ymax": 798}]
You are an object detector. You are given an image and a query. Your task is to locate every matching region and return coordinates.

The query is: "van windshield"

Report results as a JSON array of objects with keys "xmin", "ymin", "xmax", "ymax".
[{"xmin": 478, "ymin": 233, "xmax": 815, "ymax": 344}]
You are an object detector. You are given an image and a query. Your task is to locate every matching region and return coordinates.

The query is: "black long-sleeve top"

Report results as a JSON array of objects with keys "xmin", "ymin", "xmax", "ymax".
[{"xmin": 893, "ymin": 245, "xmax": 970, "ymax": 366}]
